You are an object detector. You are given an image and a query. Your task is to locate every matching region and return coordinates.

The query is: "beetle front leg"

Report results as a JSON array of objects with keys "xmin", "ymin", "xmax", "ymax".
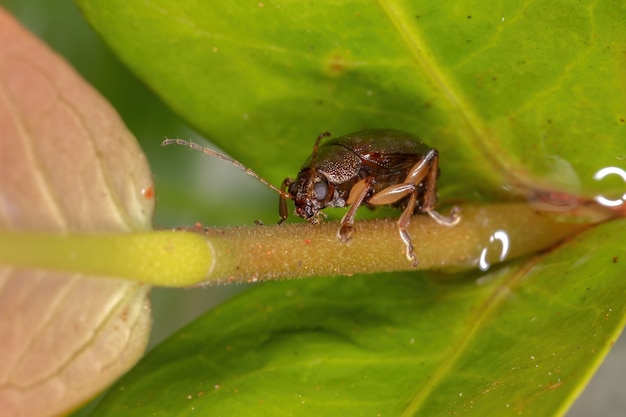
[
  {"xmin": 338, "ymin": 177, "xmax": 374, "ymax": 242},
  {"xmin": 278, "ymin": 178, "xmax": 293, "ymax": 224}
]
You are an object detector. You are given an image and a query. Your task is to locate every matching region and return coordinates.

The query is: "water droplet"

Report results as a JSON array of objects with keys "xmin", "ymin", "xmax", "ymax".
[
  {"xmin": 478, "ymin": 230, "xmax": 510, "ymax": 271},
  {"xmin": 593, "ymin": 166, "xmax": 626, "ymax": 207}
]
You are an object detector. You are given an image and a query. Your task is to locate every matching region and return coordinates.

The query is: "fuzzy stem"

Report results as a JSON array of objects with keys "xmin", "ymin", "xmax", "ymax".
[
  {"xmin": 0, "ymin": 203, "xmax": 612, "ymax": 286},
  {"xmin": 203, "ymin": 202, "xmax": 605, "ymax": 284}
]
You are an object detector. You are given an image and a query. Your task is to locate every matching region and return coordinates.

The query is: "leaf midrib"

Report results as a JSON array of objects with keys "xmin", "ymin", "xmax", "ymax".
[{"xmin": 378, "ymin": 0, "xmax": 513, "ymax": 188}]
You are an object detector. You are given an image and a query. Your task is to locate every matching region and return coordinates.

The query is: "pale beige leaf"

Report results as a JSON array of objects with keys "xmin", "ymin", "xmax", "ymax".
[{"xmin": 0, "ymin": 8, "xmax": 154, "ymax": 417}]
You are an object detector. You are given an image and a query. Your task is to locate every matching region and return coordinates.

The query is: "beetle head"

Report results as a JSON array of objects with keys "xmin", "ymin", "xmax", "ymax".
[{"xmin": 288, "ymin": 170, "xmax": 333, "ymax": 223}]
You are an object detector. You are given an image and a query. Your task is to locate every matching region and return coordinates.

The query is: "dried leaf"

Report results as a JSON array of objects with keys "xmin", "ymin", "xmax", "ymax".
[{"xmin": 0, "ymin": 9, "xmax": 154, "ymax": 417}]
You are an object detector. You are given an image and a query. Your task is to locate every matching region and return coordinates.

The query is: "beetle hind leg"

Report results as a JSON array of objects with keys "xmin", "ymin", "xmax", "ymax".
[
  {"xmin": 397, "ymin": 186, "xmax": 420, "ymax": 266},
  {"xmin": 426, "ymin": 205, "xmax": 462, "ymax": 226},
  {"xmin": 416, "ymin": 150, "xmax": 461, "ymax": 227}
]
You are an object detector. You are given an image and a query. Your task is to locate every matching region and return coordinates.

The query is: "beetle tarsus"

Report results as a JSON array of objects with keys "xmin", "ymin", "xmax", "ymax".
[
  {"xmin": 398, "ymin": 226, "xmax": 419, "ymax": 266},
  {"xmin": 407, "ymin": 249, "xmax": 418, "ymax": 267},
  {"xmin": 426, "ymin": 206, "xmax": 462, "ymax": 226}
]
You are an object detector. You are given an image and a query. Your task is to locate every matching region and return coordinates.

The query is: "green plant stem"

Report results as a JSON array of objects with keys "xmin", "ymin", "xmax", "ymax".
[
  {"xmin": 0, "ymin": 230, "xmax": 212, "ymax": 286},
  {"xmin": 0, "ymin": 202, "xmax": 612, "ymax": 286},
  {"xmin": 206, "ymin": 202, "xmax": 608, "ymax": 284}
]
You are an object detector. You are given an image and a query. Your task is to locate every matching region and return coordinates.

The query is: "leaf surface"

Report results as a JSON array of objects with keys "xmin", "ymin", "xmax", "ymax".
[
  {"xmin": 77, "ymin": 0, "xmax": 626, "ymax": 201},
  {"xmin": 90, "ymin": 220, "xmax": 625, "ymax": 417}
]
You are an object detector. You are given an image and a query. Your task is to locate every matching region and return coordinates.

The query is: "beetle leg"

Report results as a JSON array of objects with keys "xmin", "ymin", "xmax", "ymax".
[
  {"xmin": 426, "ymin": 205, "xmax": 461, "ymax": 226},
  {"xmin": 367, "ymin": 149, "xmax": 438, "ymax": 206},
  {"xmin": 366, "ymin": 183, "xmax": 417, "ymax": 205},
  {"xmin": 338, "ymin": 176, "xmax": 375, "ymax": 242},
  {"xmin": 368, "ymin": 149, "xmax": 460, "ymax": 226},
  {"xmin": 366, "ymin": 149, "xmax": 459, "ymax": 265},
  {"xmin": 415, "ymin": 151, "xmax": 462, "ymax": 226},
  {"xmin": 278, "ymin": 178, "xmax": 293, "ymax": 224},
  {"xmin": 363, "ymin": 152, "xmax": 433, "ymax": 265},
  {"xmin": 397, "ymin": 185, "xmax": 419, "ymax": 266}
]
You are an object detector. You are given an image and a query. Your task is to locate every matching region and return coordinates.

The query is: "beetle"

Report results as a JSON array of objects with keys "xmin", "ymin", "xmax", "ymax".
[{"xmin": 162, "ymin": 129, "xmax": 460, "ymax": 265}]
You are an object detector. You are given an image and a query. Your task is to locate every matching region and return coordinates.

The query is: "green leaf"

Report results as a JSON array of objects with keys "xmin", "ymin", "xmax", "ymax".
[
  {"xmin": 76, "ymin": 0, "xmax": 626, "ymax": 202},
  {"xmin": 89, "ymin": 219, "xmax": 625, "ymax": 417}
]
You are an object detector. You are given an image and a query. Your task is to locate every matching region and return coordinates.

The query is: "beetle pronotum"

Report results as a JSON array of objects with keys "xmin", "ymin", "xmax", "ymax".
[{"xmin": 162, "ymin": 129, "xmax": 460, "ymax": 265}]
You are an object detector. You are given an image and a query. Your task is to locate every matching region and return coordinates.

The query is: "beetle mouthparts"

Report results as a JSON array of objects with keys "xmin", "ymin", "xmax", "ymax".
[{"xmin": 294, "ymin": 197, "xmax": 324, "ymax": 221}]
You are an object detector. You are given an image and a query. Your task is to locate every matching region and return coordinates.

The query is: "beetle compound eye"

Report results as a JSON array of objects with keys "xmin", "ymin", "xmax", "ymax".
[{"xmin": 314, "ymin": 181, "xmax": 328, "ymax": 201}]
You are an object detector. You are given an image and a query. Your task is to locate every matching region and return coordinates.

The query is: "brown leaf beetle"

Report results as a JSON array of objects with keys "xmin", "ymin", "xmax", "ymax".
[{"xmin": 162, "ymin": 129, "xmax": 460, "ymax": 266}]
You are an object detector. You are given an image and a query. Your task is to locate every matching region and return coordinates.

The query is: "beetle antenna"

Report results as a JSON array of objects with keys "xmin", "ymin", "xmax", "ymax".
[
  {"xmin": 161, "ymin": 138, "xmax": 292, "ymax": 199},
  {"xmin": 307, "ymin": 131, "xmax": 331, "ymax": 197}
]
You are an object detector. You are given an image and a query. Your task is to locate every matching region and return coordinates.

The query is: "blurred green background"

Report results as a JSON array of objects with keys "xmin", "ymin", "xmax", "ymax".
[{"xmin": 1, "ymin": 1, "xmax": 623, "ymax": 416}]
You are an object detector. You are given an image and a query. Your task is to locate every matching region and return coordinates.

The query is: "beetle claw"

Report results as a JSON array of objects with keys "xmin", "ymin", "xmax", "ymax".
[
  {"xmin": 406, "ymin": 247, "xmax": 418, "ymax": 267},
  {"xmin": 398, "ymin": 227, "xmax": 419, "ymax": 267},
  {"xmin": 338, "ymin": 224, "xmax": 354, "ymax": 242}
]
